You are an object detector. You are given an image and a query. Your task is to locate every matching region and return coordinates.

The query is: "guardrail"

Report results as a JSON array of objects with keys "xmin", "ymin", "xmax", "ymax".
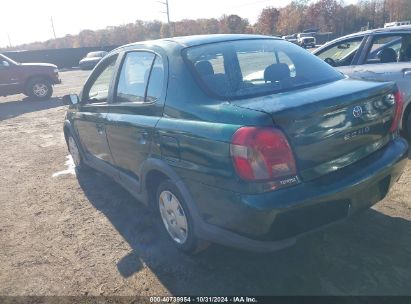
[{"xmin": 3, "ymin": 46, "xmax": 119, "ymax": 69}]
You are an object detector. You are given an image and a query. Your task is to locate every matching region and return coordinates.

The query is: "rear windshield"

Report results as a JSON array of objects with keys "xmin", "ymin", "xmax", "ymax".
[{"xmin": 183, "ymin": 39, "xmax": 343, "ymax": 99}]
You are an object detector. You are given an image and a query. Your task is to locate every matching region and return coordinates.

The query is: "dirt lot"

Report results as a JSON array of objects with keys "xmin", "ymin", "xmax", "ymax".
[{"xmin": 0, "ymin": 70, "xmax": 411, "ymax": 296}]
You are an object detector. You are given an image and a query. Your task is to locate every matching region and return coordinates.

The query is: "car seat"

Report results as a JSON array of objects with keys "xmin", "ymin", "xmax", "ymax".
[{"xmin": 379, "ymin": 48, "xmax": 397, "ymax": 63}]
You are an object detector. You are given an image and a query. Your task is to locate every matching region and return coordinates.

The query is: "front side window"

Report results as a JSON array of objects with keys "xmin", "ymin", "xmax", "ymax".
[
  {"xmin": 116, "ymin": 52, "xmax": 158, "ymax": 103},
  {"xmin": 184, "ymin": 39, "xmax": 343, "ymax": 99},
  {"xmin": 87, "ymin": 55, "xmax": 117, "ymax": 103},
  {"xmin": 316, "ymin": 37, "xmax": 364, "ymax": 67}
]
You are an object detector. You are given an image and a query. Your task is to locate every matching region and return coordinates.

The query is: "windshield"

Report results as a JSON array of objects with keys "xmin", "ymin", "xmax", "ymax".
[{"xmin": 183, "ymin": 39, "xmax": 343, "ymax": 99}]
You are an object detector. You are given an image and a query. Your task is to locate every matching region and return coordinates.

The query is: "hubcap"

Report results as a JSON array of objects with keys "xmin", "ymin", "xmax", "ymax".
[
  {"xmin": 33, "ymin": 83, "xmax": 49, "ymax": 97},
  {"xmin": 159, "ymin": 190, "xmax": 188, "ymax": 244},
  {"xmin": 68, "ymin": 137, "xmax": 81, "ymax": 166}
]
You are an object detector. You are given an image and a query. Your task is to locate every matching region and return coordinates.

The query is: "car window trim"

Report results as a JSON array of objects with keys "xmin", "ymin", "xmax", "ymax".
[
  {"xmin": 352, "ymin": 35, "xmax": 371, "ymax": 65},
  {"xmin": 113, "ymin": 49, "xmax": 165, "ymax": 105}
]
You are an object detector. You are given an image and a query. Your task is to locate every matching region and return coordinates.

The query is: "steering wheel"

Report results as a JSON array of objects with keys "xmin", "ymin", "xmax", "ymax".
[{"xmin": 324, "ymin": 57, "xmax": 337, "ymax": 67}]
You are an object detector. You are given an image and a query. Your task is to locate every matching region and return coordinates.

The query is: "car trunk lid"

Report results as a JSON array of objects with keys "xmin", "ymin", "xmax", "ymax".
[{"xmin": 233, "ymin": 79, "xmax": 397, "ymax": 181}]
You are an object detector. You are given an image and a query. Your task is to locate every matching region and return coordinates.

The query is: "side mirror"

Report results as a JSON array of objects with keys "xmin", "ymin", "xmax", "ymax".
[
  {"xmin": 62, "ymin": 94, "xmax": 79, "ymax": 105},
  {"xmin": 0, "ymin": 61, "xmax": 10, "ymax": 68}
]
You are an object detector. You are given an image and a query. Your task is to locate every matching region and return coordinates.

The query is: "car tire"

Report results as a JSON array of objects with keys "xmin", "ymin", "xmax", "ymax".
[
  {"xmin": 67, "ymin": 134, "xmax": 84, "ymax": 169},
  {"xmin": 156, "ymin": 180, "xmax": 209, "ymax": 255},
  {"xmin": 26, "ymin": 78, "xmax": 53, "ymax": 101},
  {"xmin": 404, "ymin": 111, "xmax": 411, "ymax": 140}
]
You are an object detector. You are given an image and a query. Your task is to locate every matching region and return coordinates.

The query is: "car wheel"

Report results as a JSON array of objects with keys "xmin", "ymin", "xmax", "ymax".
[
  {"xmin": 27, "ymin": 78, "xmax": 53, "ymax": 100},
  {"xmin": 157, "ymin": 180, "xmax": 209, "ymax": 254},
  {"xmin": 67, "ymin": 134, "xmax": 83, "ymax": 169}
]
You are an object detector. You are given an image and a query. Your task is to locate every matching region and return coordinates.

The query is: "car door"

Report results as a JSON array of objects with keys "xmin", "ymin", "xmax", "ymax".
[
  {"xmin": 72, "ymin": 54, "xmax": 118, "ymax": 173},
  {"xmin": 0, "ymin": 55, "xmax": 21, "ymax": 96},
  {"xmin": 347, "ymin": 34, "xmax": 411, "ymax": 76},
  {"xmin": 105, "ymin": 50, "xmax": 166, "ymax": 192},
  {"xmin": 346, "ymin": 33, "xmax": 411, "ymax": 132}
]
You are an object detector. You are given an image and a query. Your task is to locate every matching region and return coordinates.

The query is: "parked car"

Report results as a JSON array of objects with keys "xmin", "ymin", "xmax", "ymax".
[
  {"xmin": 297, "ymin": 32, "xmax": 316, "ymax": 48},
  {"xmin": 313, "ymin": 25, "xmax": 411, "ymax": 138},
  {"xmin": 63, "ymin": 34, "xmax": 408, "ymax": 254},
  {"xmin": 79, "ymin": 51, "xmax": 108, "ymax": 70},
  {"xmin": 282, "ymin": 34, "xmax": 298, "ymax": 44},
  {"xmin": 0, "ymin": 53, "xmax": 60, "ymax": 100}
]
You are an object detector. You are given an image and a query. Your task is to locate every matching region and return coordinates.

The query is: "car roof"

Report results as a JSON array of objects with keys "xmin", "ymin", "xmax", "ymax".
[
  {"xmin": 112, "ymin": 34, "xmax": 279, "ymax": 53},
  {"xmin": 164, "ymin": 34, "xmax": 278, "ymax": 47},
  {"xmin": 314, "ymin": 25, "xmax": 411, "ymax": 53},
  {"xmin": 343, "ymin": 25, "xmax": 411, "ymax": 38}
]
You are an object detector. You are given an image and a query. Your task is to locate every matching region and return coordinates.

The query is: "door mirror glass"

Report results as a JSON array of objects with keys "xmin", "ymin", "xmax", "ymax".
[
  {"xmin": 63, "ymin": 94, "xmax": 79, "ymax": 105},
  {"xmin": 0, "ymin": 60, "xmax": 10, "ymax": 68}
]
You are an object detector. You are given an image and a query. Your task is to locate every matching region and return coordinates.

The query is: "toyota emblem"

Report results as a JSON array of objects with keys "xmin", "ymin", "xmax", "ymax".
[{"xmin": 353, "ymin": 106, "xmax": 363, "ymax": 118}]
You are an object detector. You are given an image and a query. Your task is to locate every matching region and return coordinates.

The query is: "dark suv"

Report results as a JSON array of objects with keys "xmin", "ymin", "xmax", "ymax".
[
  {"xmin": 0, "ymin": 53, "xmax": 61, "ymax": 100},
  {"xmin": 63, "ymin": 35, "xmax": 408, "ymax": 254}
]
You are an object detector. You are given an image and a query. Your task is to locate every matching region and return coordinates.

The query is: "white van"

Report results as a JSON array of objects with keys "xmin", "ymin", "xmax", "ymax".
[{"xmin": 384, "ymin": 21, "xmax": 411, "ymax": 28}]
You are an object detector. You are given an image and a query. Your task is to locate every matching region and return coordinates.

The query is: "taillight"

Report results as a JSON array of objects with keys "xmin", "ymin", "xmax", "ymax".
[
  {"xmin": 390, "ymin": 90, "xmax": 404, "ymax": 133},
  {"xmin": 230, "ymin": 127, "xmax": 297, "ymax": 181}
]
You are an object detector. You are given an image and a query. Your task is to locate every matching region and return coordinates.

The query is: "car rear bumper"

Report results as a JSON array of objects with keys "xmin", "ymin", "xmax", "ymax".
[{"xmin": 186, "ymin": 137, "xmax": 409, "ymax": 252}]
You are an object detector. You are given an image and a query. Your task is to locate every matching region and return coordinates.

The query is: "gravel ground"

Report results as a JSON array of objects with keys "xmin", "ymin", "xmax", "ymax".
[{"xmin": 0, "ymin": 70, "xmax": 410, "ymax": 296}]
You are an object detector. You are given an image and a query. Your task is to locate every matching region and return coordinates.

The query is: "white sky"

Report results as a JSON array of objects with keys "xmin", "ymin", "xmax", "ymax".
[{"xmin": 0, "ymin": 0, "xmax": 358, "ymax": 48}]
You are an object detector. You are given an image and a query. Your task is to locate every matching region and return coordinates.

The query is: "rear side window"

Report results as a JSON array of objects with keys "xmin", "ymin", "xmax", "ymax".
[
  {"xmin": 366, "ymin": 35, "xmax": 402, "ymax": 63},
  {"xmin": 366, "ymin": 34, "xmax": 411, "ymax": 63},
  {"xmin": 183, "ymin": 39, "xmax": 343, "ymax": 99},
  {"xmin": 116, "ymin": 51, "xmax": 159, "ymax": 103}
]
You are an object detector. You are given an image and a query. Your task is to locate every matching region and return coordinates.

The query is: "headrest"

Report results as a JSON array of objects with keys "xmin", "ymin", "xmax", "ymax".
[
  {"xmin": 379, "ymin": 48, "xmax": 397, "ymax": 63},
  {"xmin": 195, "ymin": 61, "xmax": 214, "ymax": 76}
]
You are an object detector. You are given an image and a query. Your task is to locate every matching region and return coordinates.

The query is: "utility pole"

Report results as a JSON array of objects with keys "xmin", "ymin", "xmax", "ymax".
[
  {"xmin": 7, "ymin": 33, "xmax": 12, "ymax": 48},
  {"xmin": 50, "ymin": 16, "xmax": 57, "ymax": 40},
  {"xmin": 158, "ymin": 0, "xmax": 172, "ymax": 35}
]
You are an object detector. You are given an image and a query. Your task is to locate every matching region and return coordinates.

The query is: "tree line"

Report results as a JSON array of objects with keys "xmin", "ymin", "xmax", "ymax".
[{"xmin": 2, "ymin": 0, "xmax": 411, "ymax": 51}]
